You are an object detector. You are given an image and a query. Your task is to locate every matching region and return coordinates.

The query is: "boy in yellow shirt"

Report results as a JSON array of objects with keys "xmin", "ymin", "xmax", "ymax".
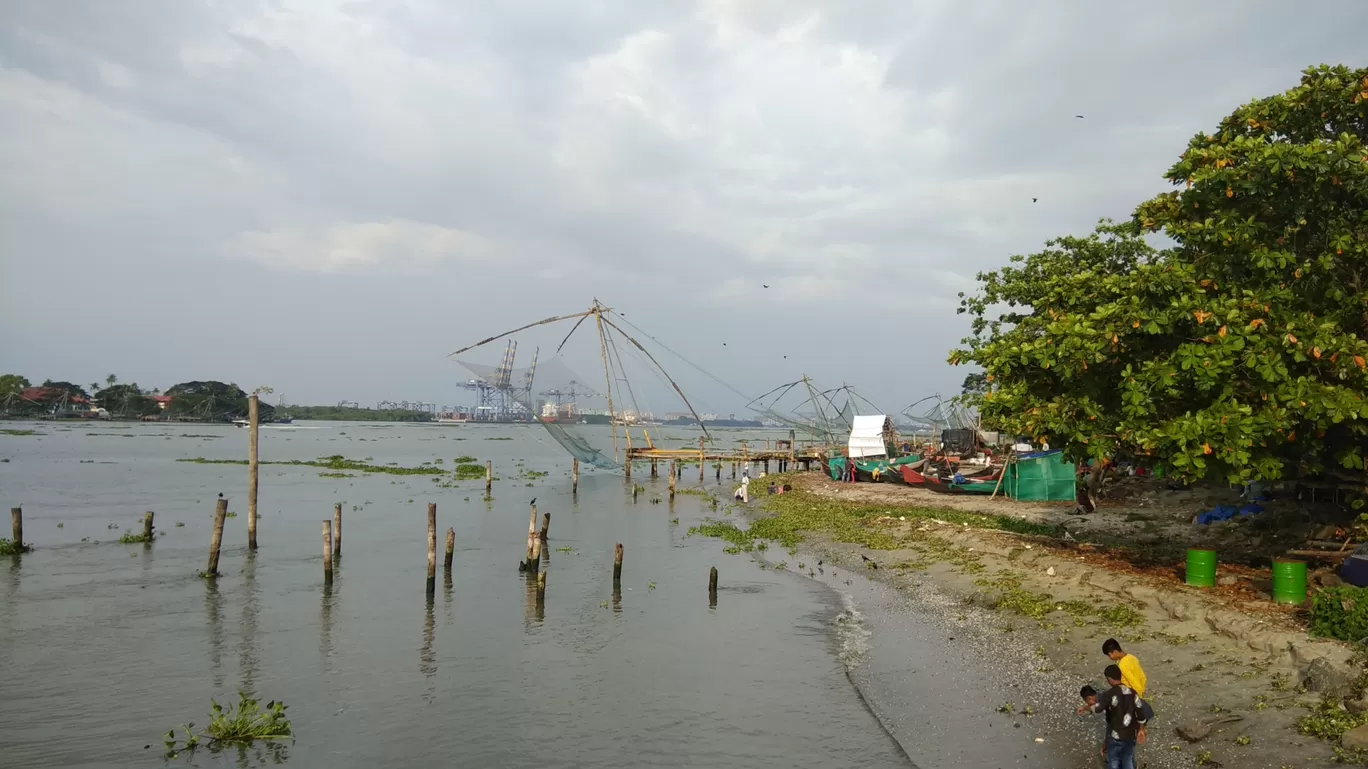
[{"xmin": 1102, "ymin": 638, "xmax": 1146, "ymax": 697}]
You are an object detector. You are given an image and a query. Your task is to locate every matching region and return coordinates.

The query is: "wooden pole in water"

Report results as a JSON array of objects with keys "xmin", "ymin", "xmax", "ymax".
[
  {"xmin": 525, "ymin": 502, "xmax": 539, "ymax": 572},
  {"xmin": 426, "ymin": 503, "xmax": 437, "ymax": 596},
  {"xmin": 11, "ymin": 507, "xmax": 22, "ymax": 549},
  {"xmin": 444, "ymin": 527, "xmax": 455, "ymax": 574},
  {"xmin": 625, "ymin": 457, "xmax": 631, "ymax": 482},
  {"xmin": 709, "ymin": 565, "xmax": 718, "ymax": 594},
  {"xmin": 668, "ymin": 463, "xmax": 676, "ymax": 500},
  {"xmin": 540, "ymin": 512, "xmax": 551, "ymax": 542},
  {"xmin": 206, "ymin": 499, "xmax": 227, "ymax": 577},
  {"xmin": 731, "ymin": 461, "xmax": 736, "ymax": 480},
  {"xmin": 716, "ymin": 463, "xmax": 721, "ymax": 483},
  {"xmin": 698, "ymin": 437, "xmax": 705, "ymax": 482},
  {"xmin": 322, "ymin": 520, "xmax": 334, "ymax": 585},
  {"xmin": 143, "ymin": 511, "xmax": 154, "ymax": 541},
  {"xmin": 333, "ymin": 503, "xmax": 342, "ymax": 555},
  {"xmin": 572, "ymin": 459, "xmax": 579, "ymax": 495},
  {"xmin": 613, "ymin": 543, "xmax": 624, "ymax": 584},
  {"xmin": 651, "ymin": 458, "xmax": 658, "ymax": 477},
  {"xmin": 485, "ymin": 460, "xmax": 493, "ymax": 497},
  {"xmin": 247, "ymin": 395, "xmax": 259, "ymax": 550}
]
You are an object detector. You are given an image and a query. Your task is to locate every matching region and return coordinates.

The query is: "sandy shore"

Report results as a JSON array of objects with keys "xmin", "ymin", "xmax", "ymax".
[{"xmin": 729, "ymin": 472, "xmax": 1356, "ymax": 769}]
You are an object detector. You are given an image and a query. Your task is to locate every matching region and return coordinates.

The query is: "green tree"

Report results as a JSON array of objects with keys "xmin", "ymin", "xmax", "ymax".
[
  {"xmin": 95, "ymin": 383, "xmax": 159, "ymax": 417},
  {"xmin": 105, "ymin": 374, "xmax": 118, "ymax": 388},
  {"xmin": 0, "ymin": 374, "xmax": 30, "ymax": 399},
  {"xmin": 164, "ymin": 381, "xmax": 273, "ymax": 421},
  {"xmin": 953, "ymin": 65, "xmax": 1368, "ymax": 484},
  {"xmin": 960, "ymin": 372, "xmax": 991, "ymax": 398},
  {"xmin": 40, "ymin": 380, "xmax": 90, "ymax": 400}
]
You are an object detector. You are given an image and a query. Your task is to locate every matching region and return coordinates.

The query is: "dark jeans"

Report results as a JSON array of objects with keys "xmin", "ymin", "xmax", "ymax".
[{"xmin": 1105, "ymin": 739, "xmax": 1136, "ymax": 769}]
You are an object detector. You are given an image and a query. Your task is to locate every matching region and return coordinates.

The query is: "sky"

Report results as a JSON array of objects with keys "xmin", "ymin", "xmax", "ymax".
[{"xmin": 2, "ymin": 1, "xmax": 1365, "ymax": 418}]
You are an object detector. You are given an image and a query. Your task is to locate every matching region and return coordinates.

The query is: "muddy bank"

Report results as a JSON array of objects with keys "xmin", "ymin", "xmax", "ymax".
[{"xmin": 729, "ymin": 473, "xmax": 1358, "ymax": 769}]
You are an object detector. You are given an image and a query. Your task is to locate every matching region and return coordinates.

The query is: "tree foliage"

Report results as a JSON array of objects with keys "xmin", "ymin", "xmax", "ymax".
[
  {"xmin": 952, "ymin": 65, "xmax": 1368, "ymax": 483},
  {"xmin": 94, "ymin": 384, "xmax": 161, "ymax": 417},
  {"xmin": 0, "ymin": 374, "xmax": 30, "ymax": 400},
  {"xmin": 164, "ymin": 381, "xmax": 264, "ymax": 421}
]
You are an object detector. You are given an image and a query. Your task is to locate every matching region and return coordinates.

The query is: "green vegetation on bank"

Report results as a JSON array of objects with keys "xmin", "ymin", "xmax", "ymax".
[
  {"xmin": 177, "ymin": 455, "xmax": 445, "ymax": 476},
  {"xmin": 286, "ymin": 405, "xmax": 433, "ymax": 422},
  {"xmin": 688, "ymin": 475, "xmax": 1058, "ymax": 554},
  {"xmin": 1, "ymin": 428, "xmax": 40, "ymax": 436},
  {"xmin": 0, "ymin": 538, "xmax": 31, "ymax": 555},
  {"xmin": 1310, "ymin": 586, "xmax": 1368, "ymax": 643}
]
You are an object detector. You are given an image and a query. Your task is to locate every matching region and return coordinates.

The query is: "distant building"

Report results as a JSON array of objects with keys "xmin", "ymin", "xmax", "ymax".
[{"xmin": 151, "ymin": 395, "xmax": 173, "ymax": 410}]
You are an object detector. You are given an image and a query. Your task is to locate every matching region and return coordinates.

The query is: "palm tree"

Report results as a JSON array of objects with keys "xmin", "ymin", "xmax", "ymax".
[
  {"xmin": 90, "ymin": 382, "xmax": 101, "ymax": 396},
  {"xmin": 106, "ymin": 374, "xmax": 118, "ymax": 388}
]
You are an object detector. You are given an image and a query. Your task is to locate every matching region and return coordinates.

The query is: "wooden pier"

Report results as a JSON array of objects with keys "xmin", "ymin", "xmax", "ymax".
[{"xmin": 624, "ymin": 436, "xmax": 832, "ymax": 474}]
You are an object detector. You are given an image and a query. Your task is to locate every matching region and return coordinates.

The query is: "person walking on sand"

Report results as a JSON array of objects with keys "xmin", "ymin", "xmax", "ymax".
[
  {"xmin": 1102, "ymin": 639, "xmax": 1146, "ymax": 697},
  {"xmin": 1076, "ymin": 665, "xmax": 1149, "ymax": 769}
]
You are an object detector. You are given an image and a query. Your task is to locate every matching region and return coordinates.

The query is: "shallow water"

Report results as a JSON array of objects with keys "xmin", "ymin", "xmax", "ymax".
[{"xmin": 1, "ymin": 420, "xmax": 914, "ymax": 768}]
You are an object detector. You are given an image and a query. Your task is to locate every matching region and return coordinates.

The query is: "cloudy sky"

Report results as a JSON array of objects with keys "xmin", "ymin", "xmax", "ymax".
[{"xmin": 1, "ymin": 1, "xmax": 1363, "ymax": 417}]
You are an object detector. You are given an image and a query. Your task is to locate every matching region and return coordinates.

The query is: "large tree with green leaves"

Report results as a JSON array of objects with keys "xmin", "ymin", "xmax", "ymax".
[
  {"xmin": 952, "ymin": 65, "xmax": 1368, "ymax": 484},
  {"xmin": 94, "ymin": 384, "xmax": 160, "ymax": 417}
]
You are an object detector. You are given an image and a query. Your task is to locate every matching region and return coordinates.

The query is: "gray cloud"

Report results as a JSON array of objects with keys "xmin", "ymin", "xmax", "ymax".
[{"xmin": 2, "ymin": 0, "xmax": 1364, "ymax": 416}]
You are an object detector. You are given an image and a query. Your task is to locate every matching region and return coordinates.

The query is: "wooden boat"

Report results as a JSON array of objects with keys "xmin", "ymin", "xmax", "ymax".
[{"xmin": 900, "ymin": 464, "xmax": 928, "ymax": 485}]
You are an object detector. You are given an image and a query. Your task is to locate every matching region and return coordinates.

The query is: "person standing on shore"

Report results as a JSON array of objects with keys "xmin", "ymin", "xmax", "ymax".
[
  {"xmin": 1102, "ymin": 639, "xmax": 1146, "ymax": 697},
  {"xmin": 1076, "ymin": 665, "xmax": 1149, "ymax": 769}
]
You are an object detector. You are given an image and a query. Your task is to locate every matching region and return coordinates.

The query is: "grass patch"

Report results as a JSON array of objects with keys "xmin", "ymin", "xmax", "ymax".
[
  {"xmin": 318, "ymin": 472, "xmax": 355, "ymax": 478},
  {"xmin": 453, "ymin": 455, "xmax": 478, "ymax": 463},
  {"xmin": 1297, "ymin": 698, "xmax": 1368, "ymax": 741},
  {"xmin": 119, "ymin": 530, "xmax": 154, "ymax": 544},
  {"xmin": 177, "ymin": 455, "xmax": 444, "ymax": 476},
  {"xmin": 687, "ymin": 520, "xmax": 757, "ymax": 553},
  {"xmin": 0, "ymin": 537, "xmax": 31, "ymax": 555},
  {"xmin": 1, "ymin": 428, "xmax": 41, "ymax": 436}
]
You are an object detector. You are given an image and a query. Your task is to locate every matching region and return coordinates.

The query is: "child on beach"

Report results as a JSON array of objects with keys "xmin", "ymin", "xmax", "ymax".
[
  {"xmin": 1076, "ymin": 665, "xmax": 1150, "ymax": 769},
  {"xmin": 1080, "ymin": 685, "xmax": 1107, "ymax": 759},
  {"xmin": 1102, "ymin": 638, "xmax": 1146, "ymax": 697}
]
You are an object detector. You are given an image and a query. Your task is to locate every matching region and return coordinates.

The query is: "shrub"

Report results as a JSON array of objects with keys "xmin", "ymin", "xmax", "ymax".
[{"xmin": 1310, "ymin": 586, "xmax": 1368, "ymax": 643}]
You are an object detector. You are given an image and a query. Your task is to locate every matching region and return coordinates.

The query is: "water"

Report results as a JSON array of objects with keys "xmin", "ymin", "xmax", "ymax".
[{"xmin": 1, "ymin": 420, "xmax": 913, "ymax": 768}]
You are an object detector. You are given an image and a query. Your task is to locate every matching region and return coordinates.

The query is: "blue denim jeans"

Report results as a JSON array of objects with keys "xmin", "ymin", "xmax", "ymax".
[{"xmin": 1106, "ymin": 738, "xmax": 1136, "ymax": 769}]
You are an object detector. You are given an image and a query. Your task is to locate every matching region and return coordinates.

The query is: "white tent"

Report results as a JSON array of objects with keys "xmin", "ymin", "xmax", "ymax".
[{"xmin": 847, "ymin": 415, "xmax": 890, "ymax": 459}]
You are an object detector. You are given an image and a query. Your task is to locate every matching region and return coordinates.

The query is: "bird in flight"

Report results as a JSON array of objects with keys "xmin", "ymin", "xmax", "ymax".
[
  {"xmin": 1032, "ymin": 198, "xmax": 1038, "ymax": 203},
  {"xmin": 762, "ymin": 284, "xmax": 769, "ymax": 288},
  {"xmin": 1075, "ymin": 115, "xmax": 1084, "ymax": 119},
  {"xmin": 722, "ymin": 342, "xmax": 727, "ymax": 346}
]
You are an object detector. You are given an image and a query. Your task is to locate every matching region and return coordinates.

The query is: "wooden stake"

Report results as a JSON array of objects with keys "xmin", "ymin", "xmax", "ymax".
[
  {"xmin": 525, "ymin": 502, "xmax": 540, "ymax": 572},
  {"xmin": 426, "ymin": 503, "xmax": 437, "ymax": 597},
  {"xmin": 143, "ymin": 511, "xmax": 154, "ymax": 541},
  {"xmin": 715, "ymin": 464, "xmax": 721, "ymax": 482},
  {"xmin": 333, "ymin": 503, "xmax": 342, "ymax": 555},
  {"xmin": 709, "ymin": 565, "xmax": 718, "ymax": 593},
  {"xmin": 572, "ymin": 459, "xmax": 579, "ymax": 494},
  {"xmin": 668, "ymin": 463, "xmax": 676, "ymax": 500},
  {"xmin": 540, "ymin": 512, "xmax": 551, "ymax": 542},
  {"xmin": 651, "ymin": 459, "xmax": 658, "ymax": 477},
  {"xmin": 206, "ymin": 499, "xmax": 227, "ymax": 577},
  {"xmin": 698, "ymin": 436, "xmax": 705, "ymax": 482},
  {"xmin": 322, "ymin": 520, "xmax": 334, "ymax": 585},
  {"xmin": 625, "ymin": 458, "xmax": 631, "ymax": 482},
  {"xmin": 11, "ymin": 506, "xmax": 22, "ymax": 550},
  {"xmin": 247, "ymin": 395, "xmax": 259, "ymax": 550},
  {"xmin": 444, "ymin": 527, "xmax": 455, "ymax": 574},
  {"xmin": 613, "ymin": 543, "xmax": 623, "ymax": 584},
  {"xmin": 485, "ymin": 460, "xmax": 493, "ymax": 497},
  {"xmin": 731, "ymin": 462, "xmax": 736, "ymax": 480}
]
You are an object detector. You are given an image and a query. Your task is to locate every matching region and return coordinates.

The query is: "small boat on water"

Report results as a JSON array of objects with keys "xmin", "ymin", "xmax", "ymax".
[{"xmin": 231, "ymin": 418, "xmax": 249, "ymax": 428}]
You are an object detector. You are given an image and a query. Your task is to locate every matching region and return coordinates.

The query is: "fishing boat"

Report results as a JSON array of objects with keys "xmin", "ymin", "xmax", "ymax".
[
  {"xmin": 231, "ymin": 418, "xmax": 249, "ymax": 428},
  {"xmin": 922, "ymin": 473, "xmax": 1002, "ymax": 495}
]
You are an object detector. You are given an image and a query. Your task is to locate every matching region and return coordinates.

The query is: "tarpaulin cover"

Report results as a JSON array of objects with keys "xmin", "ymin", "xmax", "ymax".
[{"xmin": 1005, "ymin": 449, "xmax": 1076, "ymax": 502}]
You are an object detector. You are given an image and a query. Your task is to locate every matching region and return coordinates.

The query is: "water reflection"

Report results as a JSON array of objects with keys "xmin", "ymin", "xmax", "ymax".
[
  {"xmin": 205, "ymin": 579, "xmax": 225, "ymax": 689},
  {"xmin": 240, "ymin": 552, "xmax": 261, "ymax": 693},
  {"xmin": 523, "ymin": 573, "xmax": 544, "ymax": 627},
  {"xmin": 320, "ymin": 584, "xmax": 334, "ymax": 666},
  {"xmin": 420, "ymin": 597, "xmax": 436, "ymax": 703}
]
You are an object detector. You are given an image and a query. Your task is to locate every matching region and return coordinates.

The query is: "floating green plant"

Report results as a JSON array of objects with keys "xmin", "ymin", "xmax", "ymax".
[
  {"xmin": 451, "ymin": 463, "xmax": 487, "ymax": 480},
  {"xmin": 0, "ymin": 537, "xmax": 30, "ymax": 555},
  {"xmin": 0, "ymin": 428, "xmax": 40, "ymax": 436},
  {"xmin": 119, "ymin": 530, "xmax": 154, "ymax": 544},
  {"xmin": 318, "ymin": 472, "xmax": 355, "ymax": 478},
  {"xmin": 178, "ymin": 455, "xmax": 444, "ymax": 476},
  {"xmin": 164, "ymin": 693, "xmax": 292, "ymax": 759}
]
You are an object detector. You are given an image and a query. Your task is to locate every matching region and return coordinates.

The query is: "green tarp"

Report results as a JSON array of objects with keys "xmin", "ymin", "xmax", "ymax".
[{"xmin": 1005, "ymin": 450, "xmax": 1076, "ymax": 502}]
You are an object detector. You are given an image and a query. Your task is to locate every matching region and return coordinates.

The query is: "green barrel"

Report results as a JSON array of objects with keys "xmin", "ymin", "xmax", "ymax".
[
  {"xmin": 1186, "ymin": 549, "xmax": 1217, "ymax": 587},
  {"xmin": 1271, "ymin": 559, "xmax": 1308, "ymax": 605}
]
